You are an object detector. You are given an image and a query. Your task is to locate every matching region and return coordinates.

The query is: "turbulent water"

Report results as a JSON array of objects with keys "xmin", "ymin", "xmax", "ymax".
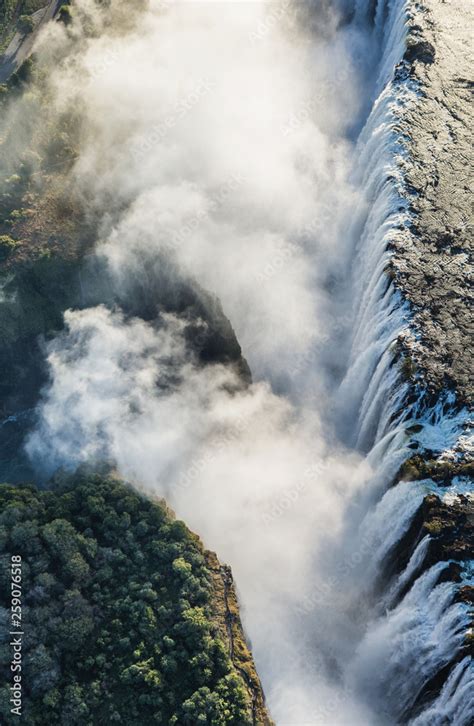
[{"xmin": 18, "ymin": 1, "xmax": 472, "ymax": 724}]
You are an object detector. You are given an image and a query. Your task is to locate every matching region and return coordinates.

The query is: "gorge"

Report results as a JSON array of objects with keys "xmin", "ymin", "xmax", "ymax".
[{"xmin": 0, "ymin": 1, "xmax": 472, "ymax": 724}]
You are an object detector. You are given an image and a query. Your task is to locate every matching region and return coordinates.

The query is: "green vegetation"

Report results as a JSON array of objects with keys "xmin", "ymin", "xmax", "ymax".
[
  {"xmin": 423, "ymin": 518, "xmax": 445, "ymax": 536},
  {"xmin": 58, "ymin": 3, "xmax": 72, "ymax": 25},
  {"xmin": 17, "ymin": 14, "xmax": 34, "ymax": 34},
  {"xmin": 0, "ymin": 55, "xmax": 88, "ymax": 267},
  {"xmin": 0, "ymin": 0, "xmax": 17, "ymax": 48},
  {"xmin": 0, "ymin": 0, "xmax": 45, "ymax": 52},
  {"xmin": 0, "ymin": 233, "xmax": 19, "ymax": 258},
  {"xmin": 21, "ymin": 0, "xmax": 46, "ymax": 13},
  {"xmin": 0, "ymin": 476, "xmax": 253, "ymax": 725},
  {"xmin": 400, "ymin": 355, "xmax": 417, "ymax": 381},
  {"xmin": 205, "ymin": 555, "xmax": 273, "ymax": 725},
  {"xmin": 399, "ymin": 455, "xmax": 474, "ymax": 485}
]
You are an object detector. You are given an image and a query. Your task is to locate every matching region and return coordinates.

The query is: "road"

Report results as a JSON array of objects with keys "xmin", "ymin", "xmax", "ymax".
[{"xmin": 0, "ymin": 0, "xmax": 61, "ymax": 83}]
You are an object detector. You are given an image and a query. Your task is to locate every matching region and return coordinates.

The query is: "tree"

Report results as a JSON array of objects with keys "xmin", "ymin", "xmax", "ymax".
[
  {"xmin": 0, "ymin": 476, "xmax": 254, "ymax": 725},
  {"xmin": 18, "ymin": 15, "xmax": 35, "ymax": 34}
]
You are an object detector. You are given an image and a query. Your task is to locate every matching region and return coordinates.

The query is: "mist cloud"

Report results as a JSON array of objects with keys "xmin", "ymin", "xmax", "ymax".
[
  {"xmin": 31, "ymin": 0, "xmax": 369, "ymax": 389},
  {"xmin": 23, "ymin": 1, "xmax": 393, "ymax": 723},
  {"xmin": 26, "ymin": 304, "xmax": 374, "ymax": 723}
]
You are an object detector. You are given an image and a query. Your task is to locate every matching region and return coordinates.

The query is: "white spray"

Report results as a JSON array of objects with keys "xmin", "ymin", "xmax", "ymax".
[{"xmin": 24, "ymin": 1, "xmax": 472, "ymax": 723}]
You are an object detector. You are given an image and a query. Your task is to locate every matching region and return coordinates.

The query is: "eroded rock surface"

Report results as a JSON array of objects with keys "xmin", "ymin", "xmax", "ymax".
[
  {"xmin": 392, "ymin": 0, "xmax": 473, "ymax": 402},
  {"xmin": 385, "ymin": 4, "xmax": 473, "ymax": 710}
]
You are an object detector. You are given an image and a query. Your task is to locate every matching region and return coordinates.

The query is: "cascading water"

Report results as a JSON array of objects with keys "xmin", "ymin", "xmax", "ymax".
[
  {"xmin": 331, "ymin": 1, "xmax": 473, "ymax": 723},
  {"xmin": 17, "ymin": 0, "xmax": 471, "ymax": 724}
]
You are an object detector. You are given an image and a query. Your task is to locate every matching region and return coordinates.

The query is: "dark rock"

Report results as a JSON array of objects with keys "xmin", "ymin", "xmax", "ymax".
[{"xmin": 404, "ymin": 39, "xmax": 436, "ymax": 65}]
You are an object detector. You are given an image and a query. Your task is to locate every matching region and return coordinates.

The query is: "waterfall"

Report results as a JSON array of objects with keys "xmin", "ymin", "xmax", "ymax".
[
  {"xmin": 384, "ymin": 534, "xmax": 431, "ymax": 608},
  {"xmin": 334, "ymin": 0, "xmax": 473, "ymax": 721},
  {"xmin": 19, "ymin": 1, "xmax": 471, "ymax": 723},
  {"xmin": 410, "ymin": 657, "xmax": 474, "ymax": 726},
  {"xmin": 349, "ymin": 563, "xmax": 470, "ymax": 722}
]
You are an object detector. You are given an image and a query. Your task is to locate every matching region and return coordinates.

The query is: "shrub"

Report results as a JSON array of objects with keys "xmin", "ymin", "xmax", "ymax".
[
  {"xmin": 58, "ymin": 4, "xmax": 73, "ymax": 25},
  {"xmin": 18, "ymin": 15, "xmax": 35, "ymax": 34},
  {"xmin": 0, "ymin": 234, "xmax": 19, "ymax": 259},
  {"xmin": 400, "ymin": 355, "xmax": 417, "ymax": 381}
]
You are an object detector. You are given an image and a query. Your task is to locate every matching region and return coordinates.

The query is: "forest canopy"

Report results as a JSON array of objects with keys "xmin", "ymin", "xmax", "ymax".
[{"xmin": 0, "ymin": 475, "xmax": 252, "ymax": 725}]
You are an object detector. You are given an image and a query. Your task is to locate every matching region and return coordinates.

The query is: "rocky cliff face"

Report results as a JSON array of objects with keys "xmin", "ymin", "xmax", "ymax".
[
  {"xmin": 391, "ymin": 0, "xmax": 473, "ymax": 402},
  {"xmin": 205, "ymin": 552, "xmax": 274, "ymax": 726},
  {"xmin": 386, "ymin": 0, "xmax": 473, "ymax": 713}
]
